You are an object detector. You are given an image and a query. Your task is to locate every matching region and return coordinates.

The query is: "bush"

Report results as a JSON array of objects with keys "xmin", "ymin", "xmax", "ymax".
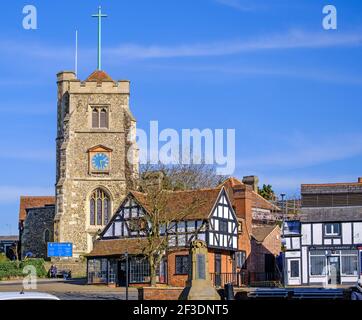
[
  {"xmin": 0, "ymin": 258, "xmax": 47, "ymax": 280},
  {"xmin": 21, "ymin": 259, "xmax": 48, "ymax": 278},
  {"xmin": 0, "ymin": 253, "xmax": 9, "ymax": 263}
]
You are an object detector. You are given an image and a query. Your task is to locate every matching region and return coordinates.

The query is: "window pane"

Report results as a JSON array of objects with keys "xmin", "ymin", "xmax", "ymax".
[
  {"xmin": 97, "ymin": 198, "xmax": 102, "ymax": 225},
  {"xmin": 290, "ymin": 260, "xmax": 299, "ymax": 277},
  {"xmin": 100, "ymin": 109, "xmax": 108, "ymax": 128},
  {"xmin": 187, "ymin": 221, "xmax": 195, "ymax": 232},
  {"xmin": 129, "ymin": 257, "xmax": 150, "ymax": 283},
  {"xmin": 342, "ymin": 255, "xmax": 358, "ymax": 275},
  {"xmin": 90, "ymin": 199, "xmax": 95, "ymax": 225},
  {"xmin": 177, "ymin": 222, "xmax": 186, "ymax": 232},
  {"xmin": 92, "ymin": 109, "xmax": 99, "ymax": 128},
  {"xmin": 178, "ymin": 234, "xmax": 186, "ymax": 246},
  {"xmin": 333, "ymin": 223, "xmax": 340, "ymax": 234},
  {"xmin": 104, "ymin": 199, "xmax": 109, "ymax": 225},
  {"xmin": 310, "ymin": 256, "xmax": 326, "ymax": 275},
  {"xmin": 176, "ymin": 256, "xmax": 189, "ymax": 274}
]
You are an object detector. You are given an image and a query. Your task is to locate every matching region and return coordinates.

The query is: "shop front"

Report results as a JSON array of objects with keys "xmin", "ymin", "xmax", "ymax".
[
  {"xmin": 308, "ymin": 246, "xmax": 359, "ymax": 285},
  {"xmin": 87, "ymin": 255, "xmax": 168, "ymax": 287}
]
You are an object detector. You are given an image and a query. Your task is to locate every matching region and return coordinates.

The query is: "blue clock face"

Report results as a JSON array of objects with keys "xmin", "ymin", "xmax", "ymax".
[{"xmin": 92, "ymin": 153, "xmax": 109, "ymax": 171}]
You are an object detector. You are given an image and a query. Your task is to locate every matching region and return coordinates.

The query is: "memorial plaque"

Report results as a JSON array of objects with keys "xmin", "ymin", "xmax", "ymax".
[{"xmin": 197, "ymin": 254, "xmax": 206, "ymax": 280}]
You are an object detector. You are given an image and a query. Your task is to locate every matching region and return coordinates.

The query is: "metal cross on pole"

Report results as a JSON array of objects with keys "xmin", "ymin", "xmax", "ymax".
[{"xmin": 92, "ymin": 6, "xmax": 108, "ymax": 70}]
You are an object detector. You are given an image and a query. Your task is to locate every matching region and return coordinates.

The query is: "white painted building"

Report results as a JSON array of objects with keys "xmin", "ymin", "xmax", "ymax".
[{"xmin": 283, "ymin": 178, "xmax": 362, "ymax": 286}]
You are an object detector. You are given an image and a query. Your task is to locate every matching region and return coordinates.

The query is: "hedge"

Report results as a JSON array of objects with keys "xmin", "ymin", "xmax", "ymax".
[{"xmin": 0, "ymin": 259, "xmax": 47, "ymax": 280}]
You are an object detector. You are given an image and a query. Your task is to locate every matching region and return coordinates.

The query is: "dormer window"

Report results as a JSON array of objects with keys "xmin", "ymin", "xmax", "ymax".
[{"xmin": 91, "ymin": 107, "xmax": 109, "ymax": 129}]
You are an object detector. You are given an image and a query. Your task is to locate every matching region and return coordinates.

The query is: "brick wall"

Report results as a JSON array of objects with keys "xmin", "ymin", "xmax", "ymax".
[
  {"xmin": 249, "ymin": 226, "xmax": 281, "ymax": 273},
  {"xmin": 139, "ymin": 287, "xmax": 184, "ymax": 300},
  {"xmin": 167, "ymin": 249, "xmax": 189, "ymax": 287}
]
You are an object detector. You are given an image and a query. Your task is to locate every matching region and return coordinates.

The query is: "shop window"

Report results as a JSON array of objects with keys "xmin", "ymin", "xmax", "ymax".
[
  {"xmin": 310, "ymin": 251, "xmax": 326, "ymax": 276},
  {"xmin": 341, "ymin": 251, "xmax": 358, "ymax": 276},
  {"xmin": 129, "ymin": 257, "xmax": 150, "ymax": 283}
]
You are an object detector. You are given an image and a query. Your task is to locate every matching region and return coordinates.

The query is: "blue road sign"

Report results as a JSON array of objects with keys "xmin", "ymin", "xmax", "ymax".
[{"xmin": 47, "ymin": 242, "xmax": 73, "ymax": 257}]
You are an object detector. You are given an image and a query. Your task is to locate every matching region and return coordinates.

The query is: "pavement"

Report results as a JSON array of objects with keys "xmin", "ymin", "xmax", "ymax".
[{"xmin": 0, "ymin": 278, "xmax": 138, "ymax": 300}]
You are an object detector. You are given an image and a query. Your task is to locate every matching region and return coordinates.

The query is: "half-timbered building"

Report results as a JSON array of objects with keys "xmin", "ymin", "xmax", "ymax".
[
  {"xmin": 86, "ymin": 186, "xmax": 241, "ymax": 287},
  {"xmin": 283, "ymin": 178, "xmax": 362, "ymax": 286}
]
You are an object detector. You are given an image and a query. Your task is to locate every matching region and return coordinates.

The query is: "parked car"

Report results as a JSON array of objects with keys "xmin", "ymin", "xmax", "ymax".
[{"xmin": 0, "ymin": 292, "xmax": 60, "ymax": 300}]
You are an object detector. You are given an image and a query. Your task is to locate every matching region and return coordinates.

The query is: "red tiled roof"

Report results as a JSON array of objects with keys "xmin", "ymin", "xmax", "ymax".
[
  {"xmin": 220, "ymin": 177, "xmax": 280, "ymax": 211},
  {"xmin": 252, "ymin": 225, "xmax": 279, "ymax": 242},
  {"xmin": 86, "ymin": 70, "xmax": 114, "ymax": 82},
  {"xmin": 19, "ymin": 196, "xmax": 55, "ymax": 222},
  {"xmin": 88, "ymin": 238, "xmax": 149, "ymax": 257},
  {"xmin": 130, "ymin": 188, "xmax": 222, "ymax": 221}
]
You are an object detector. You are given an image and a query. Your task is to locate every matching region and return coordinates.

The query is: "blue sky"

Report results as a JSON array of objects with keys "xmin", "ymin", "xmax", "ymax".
[{"xmin": 0, "ymin": 0, "xmax": 362, "ymax": 235}]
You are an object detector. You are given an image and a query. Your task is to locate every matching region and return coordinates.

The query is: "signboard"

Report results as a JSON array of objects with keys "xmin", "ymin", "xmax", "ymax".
[
  {"xmin": 47, "ymin": 242, "xmax": 73, "ymax": 257},
  {"xmin": 309, "ymin": 245, "xmax": 357, "ymax": 251}
]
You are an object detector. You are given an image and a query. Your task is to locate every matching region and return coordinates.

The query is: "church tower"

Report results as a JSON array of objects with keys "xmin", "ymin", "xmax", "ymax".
[{"xmin": 54, "ymin": 70, "xmax": 139, "ymax": 257}]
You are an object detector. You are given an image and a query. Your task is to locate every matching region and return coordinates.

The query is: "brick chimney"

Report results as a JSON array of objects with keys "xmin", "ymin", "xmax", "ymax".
[
  {"xmin": 358, "ymin": 177, "xmax": 362, "ymax": 183},
  {"xmin": 242, "ymin": 176, "xmax": 259, "ymax": 193}
]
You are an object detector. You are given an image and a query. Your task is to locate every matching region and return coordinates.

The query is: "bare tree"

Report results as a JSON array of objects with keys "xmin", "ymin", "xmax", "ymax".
[
  {"xmin": 139, "ymin": 162, "xmax": 227, "ymax": 191},
  {"xmin": 131, "ymin": 163, "xmax": 222, "ymax": 286}
]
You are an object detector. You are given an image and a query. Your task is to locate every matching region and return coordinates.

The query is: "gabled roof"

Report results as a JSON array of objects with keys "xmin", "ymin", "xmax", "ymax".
[
  {"xmin": 129, "ymin": 187, "xmax": 224, "ymax": 221},
  {"xmin": 220, "ymin": 177, "xmax": 280, "ymax": 211},
  {"xmin": 19, "ymin": 196, "xmax": 55, "ymax": 222},
  {"xmin": 218, "ymin": 177, "xmax": 244, "ymax": 188},
  {"xmin": 86, "ymin": 70, "xmax": 114, "ymax": 82},
  {"xmin": 251, "ymin": 190, "xmax": 281, "ymax": 211},
  {"xmin": 88, "ymin": 145, "xmax": 113, "ymax": 153},
  {"xmin": 252, "ymin": 225, "xmax": 279, "ymax": 242}
]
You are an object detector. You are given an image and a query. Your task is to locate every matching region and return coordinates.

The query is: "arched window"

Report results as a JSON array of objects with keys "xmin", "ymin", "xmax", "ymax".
[
  {"xmin": 100, "ymin": 109, "xmax": 108, "ymax": 128},
  {"xmin": 92, "ymin": 108, "xmax": 99, "ymax": 128},
  {"xmin": 91, "ymin": 107, "xmax": 109, "ymax": 129},
  {"xmin": 90, "ymin": 189, "xmax": 111, "ymax": 226}
]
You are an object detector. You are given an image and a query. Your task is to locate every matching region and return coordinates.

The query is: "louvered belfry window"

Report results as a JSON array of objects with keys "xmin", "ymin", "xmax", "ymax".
[
  {"xmin": 92, "ymin": 107, "xmax": 108, "ymax": 128},
  {"xmin": 100, "ymin": 109, "xmax": 108, "ymax": 128},
  {"xmin": 90, "ymin": 189, "xmax": 110, "ymax": 226}
]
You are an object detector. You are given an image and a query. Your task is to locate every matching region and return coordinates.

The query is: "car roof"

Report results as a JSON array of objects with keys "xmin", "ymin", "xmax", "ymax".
[{"xmin": 0, "ymin": 292, "xmax": 60, "ymax": 300}]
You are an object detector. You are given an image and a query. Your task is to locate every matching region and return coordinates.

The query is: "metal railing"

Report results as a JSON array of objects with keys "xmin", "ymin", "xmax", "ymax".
[
  {"xmin": 210, "ymin": 271, "xmax": 249, "ymax": 287},
  {"xmin": 210, "ymin": 271, "xmax": 282, "ymax": 288}
]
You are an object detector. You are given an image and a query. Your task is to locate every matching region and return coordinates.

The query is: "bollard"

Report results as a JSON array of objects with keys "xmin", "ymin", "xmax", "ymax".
[{"xmin": 224, "ymin": 283, "xmax": 235, "ymax": 300}]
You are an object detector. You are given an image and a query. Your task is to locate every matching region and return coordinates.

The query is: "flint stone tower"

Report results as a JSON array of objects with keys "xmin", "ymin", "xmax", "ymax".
[{"xmin": 55, "ymin": 70, "xmax": 139, "ymax": 257}]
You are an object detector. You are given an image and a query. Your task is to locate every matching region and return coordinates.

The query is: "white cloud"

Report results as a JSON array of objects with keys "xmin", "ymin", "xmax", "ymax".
[
  {"xmin": 1, "ymin": 29, "xmax": 361, "ymax": 63},
  {"xmin": 105, "ymin": 30, "xmax": 362, "ymax": 60},
  {"xmin": 0, "ymin": 186, "xmax": 53, "ymax": 203}
]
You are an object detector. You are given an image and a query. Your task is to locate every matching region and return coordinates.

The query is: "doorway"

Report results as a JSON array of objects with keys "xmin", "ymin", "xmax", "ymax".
[
  {"xmin": 118, "ymin": 259, "xmax": 127, "ymax": 287},
  {"xmin": 327, "ymin": 256, "xmax": 341, "ymax": 285},
  {"xmin": 287, "ymin": 258, "xmax": 301, "ymax": 285},
  {"xmin": 214, "ymin": 253, "xmax": 222, "ymax": 287}
]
